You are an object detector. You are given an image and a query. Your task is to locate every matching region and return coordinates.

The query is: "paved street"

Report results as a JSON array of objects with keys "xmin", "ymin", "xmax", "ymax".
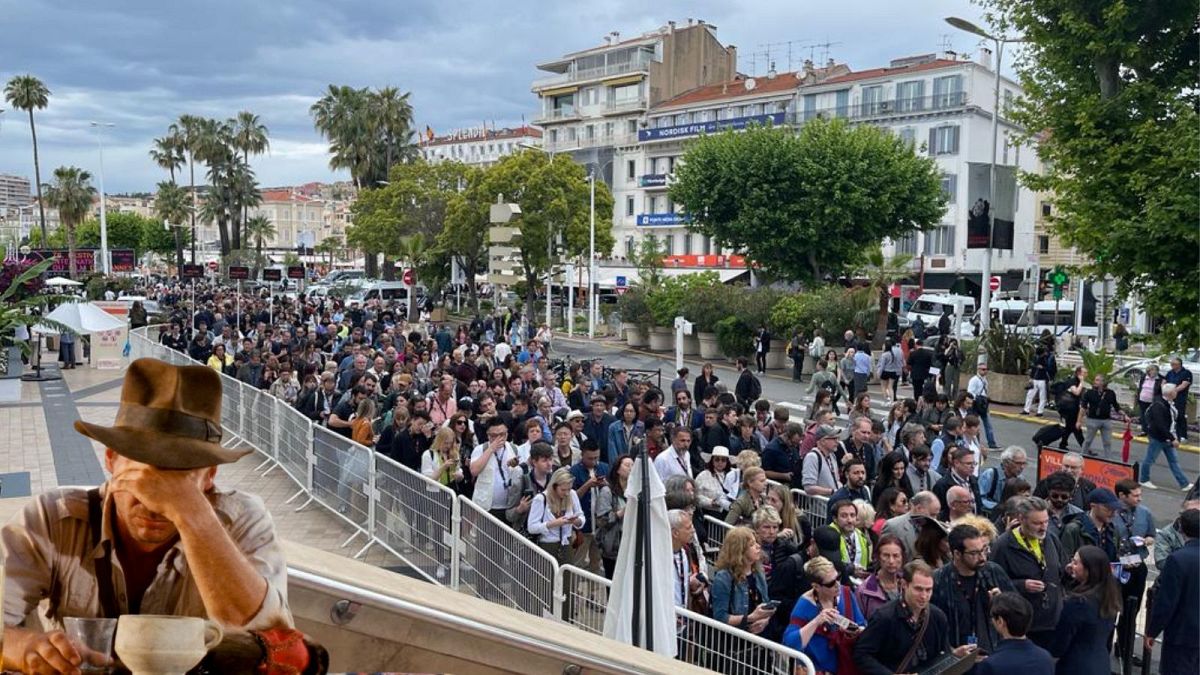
[{"xmin": 552, "ymin": 335, "xmax": 1199, "ymax": 527}]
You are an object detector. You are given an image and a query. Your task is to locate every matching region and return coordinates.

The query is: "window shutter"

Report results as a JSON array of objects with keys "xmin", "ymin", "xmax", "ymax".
[
  {"xmin": 951, "ymin": 126, "xmax": 961, "ymax": 154},
  {"xmin": 929, "ymin": 128, "xmax": 938, "ymax": 155}
]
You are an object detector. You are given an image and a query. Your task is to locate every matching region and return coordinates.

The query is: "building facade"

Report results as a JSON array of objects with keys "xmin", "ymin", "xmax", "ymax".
[
  {"xmin": 419, "ymin": 125, "xmax": 542, "ymax": 166},
  {"xmin": 531, "ymin": 18, "xmax": 737, "ymax": 190}
]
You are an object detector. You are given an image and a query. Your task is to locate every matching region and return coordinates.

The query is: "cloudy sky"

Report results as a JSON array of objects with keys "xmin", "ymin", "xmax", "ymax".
[{"xmin": 0, "ymin": 0, "xmax": 993, "ymax": 194}]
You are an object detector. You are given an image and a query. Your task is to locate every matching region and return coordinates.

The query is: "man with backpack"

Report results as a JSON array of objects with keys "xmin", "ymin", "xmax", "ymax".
[
  {"xmin": 979, "ymin": 447, "xmax": 1029, "ymax": 515},
  {"xmin": 505, "ymin": 442, "xmax": 556, "ymax": 535},
  {"xmin": 735, "ymin": 356, "xmax": 762, "ymax": 408},
  {"xmin": 787, "ymin": 331, "xmax": 808, "ymax": 382}
]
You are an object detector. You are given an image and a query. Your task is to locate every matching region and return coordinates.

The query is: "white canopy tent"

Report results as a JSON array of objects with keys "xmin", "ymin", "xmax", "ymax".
[
  {"xmin": 43, "ymin": 276, "xmax": 83, "ymax": 287},
  {"xmin": 34, "ymin": 301, "xmax": 125, "ymax": 335}
]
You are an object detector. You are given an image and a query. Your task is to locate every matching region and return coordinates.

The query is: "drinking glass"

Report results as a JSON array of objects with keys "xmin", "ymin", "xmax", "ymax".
[{"xmin": 64, "ymin": 617, "xmax": 117, "ymax": 673}]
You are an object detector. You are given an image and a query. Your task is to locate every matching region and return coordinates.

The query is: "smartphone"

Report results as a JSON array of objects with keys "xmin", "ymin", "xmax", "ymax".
[
  {"xmin": 696, "ymin": 572, "xmax": 710, "ymax": 586},
  {"xmin": 522, "ymin": 489, "xmax": 534, "ymax": 499},
  {"xmin": 759, "ymin": 601, "xmax": 779, "ymax": 612}
]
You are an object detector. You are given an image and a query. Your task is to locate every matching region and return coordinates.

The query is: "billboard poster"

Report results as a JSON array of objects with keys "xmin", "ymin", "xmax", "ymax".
[
  {"xmin": 1036, "ymin": 446, "xmax": 1136, "ymax": 492},
  {"xmin": 262, "ymin": 268, "xmax": 282, "ymax": 282}
]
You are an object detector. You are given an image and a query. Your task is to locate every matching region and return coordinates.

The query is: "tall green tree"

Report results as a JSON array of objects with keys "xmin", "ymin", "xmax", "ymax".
[
  {"xmin": 244, "ymin": 215, "xmax": 276, "ymax": 265},
  {"xmin": 4, "ymin": 75, "xmax": 50, "ymax": 244},
  {"xmin": 149, "ymin": 132, "xmax": 187, "ymax": 267},
  {"xmin": 75, "ymin": 212, "xmax": 145, "ymax": 254},
  {"xmin": 153, "ymin": 181, "xmax": 191, "ymax": 269},
  {"xmin": 981, "ymin": 0, "xmax": 1200, "ymax": 348},
  {"xmin": 315, "ymin": 235, "xmax": 342, "ymax": 269},
  {"xmin": 479, "ymin": 150, "xmax": 614, "ymax": 323},
  {"xmin": 229, "ymin": 111, "xmax": 270, "ymax": 248},
  {"xmin": 669, "ymin": 119, "xmax": 945, "ymax": 283},
  {"xmin": 438, "ymin": 165, "xmax": 489, "ymax": 311},
  {"xmin": 857, "ymin": 247, "xmax": 915, "ymax": 349},
  {"xmin": 42, "ymin": 167, "xmax": 96, "ymax": 279},
  {"xmin": 172, "ymin": 114, "xmax": 205, "ymax": 263}
]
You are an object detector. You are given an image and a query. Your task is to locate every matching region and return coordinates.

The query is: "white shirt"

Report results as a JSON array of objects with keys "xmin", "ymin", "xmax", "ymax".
[
  {"xmin": 527, "ymin": 491, "xmax": 584, "ymax": 545},
  {"xmin": 654, "ymin": 447, "xmax": 694, "ymax": 482},
  {"xmin": 494, "ymin": 342, "xmax": 512, "ymax": 363},
  {"xmin": 469, "ymin": 442, "xmax": 517, "ymax": 510}
]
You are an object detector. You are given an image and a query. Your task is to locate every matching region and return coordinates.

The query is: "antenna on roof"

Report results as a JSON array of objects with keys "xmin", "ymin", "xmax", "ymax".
[
  {"xmin": 814, "ymin": 39, "xmax": 842, "ymax": 65},
  {"xmin": 938, "ymin": 33, "xmax": 954, "ymax": 56}
]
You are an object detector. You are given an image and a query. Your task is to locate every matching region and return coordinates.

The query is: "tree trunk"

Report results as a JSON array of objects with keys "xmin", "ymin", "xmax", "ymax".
[
  {"xmin": 65, "ymin": 221, "xmax": 78, "ymax": 279},
  {"xmin": 29, "ymin": 110, "xmax": 48, "ymax": 245},
  {"xmin": 466, "ymin": 259, "xmax": 480, "ymax": 313},
  {"xmin": 364, "ymin": 250, "xmax": 377, "ymax": 278},
  {"xmin": 188, "ymin": 158, "xmax": 197, "ymax": 264},
  {"xmin": 217, "ymin": 211, "xmax": 230, "ymax": 257},
  {"xmin": 173, "ymin": 228, "xmax": 184, "ymax": 271},
  {"xmin": 381, "ymin": 255, "xmax": 395, "ymax": 281},
  {"xmin": 873, "ymin": 289, "xmax": 890, "ymax": 350}
]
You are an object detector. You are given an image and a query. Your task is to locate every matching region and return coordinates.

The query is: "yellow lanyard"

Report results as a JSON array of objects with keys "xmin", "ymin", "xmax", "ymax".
[{"xmin": 1013, "ymin": 529, "xmax": 1044, "ymax": 566}]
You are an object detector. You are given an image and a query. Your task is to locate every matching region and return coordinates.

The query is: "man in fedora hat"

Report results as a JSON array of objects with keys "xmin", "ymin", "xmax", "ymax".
[{"xmin": 2, "ymin": 358, "xmax": 291, "ymax": 674}]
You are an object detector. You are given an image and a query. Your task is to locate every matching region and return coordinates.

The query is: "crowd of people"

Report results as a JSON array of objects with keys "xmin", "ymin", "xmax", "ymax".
[{"xmin": 135, "ymin": 279, "xmax": 1197, "ymax": 675}]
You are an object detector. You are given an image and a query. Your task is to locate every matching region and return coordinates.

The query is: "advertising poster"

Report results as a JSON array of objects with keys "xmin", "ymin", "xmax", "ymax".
[
  {"xmin": 1037, "ymin": 446, "xmax": 1136, "ymax": 491},
  {"xmin": 91, "ymin": 301, "xmax": 130, "ymax": 369}
]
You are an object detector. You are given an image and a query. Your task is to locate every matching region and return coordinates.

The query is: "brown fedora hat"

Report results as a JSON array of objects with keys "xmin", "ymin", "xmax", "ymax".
[{"xmin": 75, "ymin": 357, "xmax": 250, "ymax": 469}]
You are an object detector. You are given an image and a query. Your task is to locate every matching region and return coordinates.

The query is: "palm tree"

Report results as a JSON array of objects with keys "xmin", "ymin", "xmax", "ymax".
[
  {"xmin": 172, "ymin": 115, "xmax": 205, "ymax": 263},
  {"xmin": 372, "ymin": 87, "xmax": 416, "ymax": 172},
  {"xmin": 42, "ymin": 167, "xmax": 95, "ymax": 279},
  {"xmin": 859, "ymin": 246, "xmax": 916, "ymax": 350},
  {"xmin": 153, "ymin": 181, "xmax": 190, "ymax": 270},
  {"xmin": 4, "ymin": 75, "xmax": 50, "ymax": 243},
  {"xmin": 194, "ymin": 118, "xmax": 236, "ymax": 255},
  {"xmin": 150, "ymin": 132, "xmax": 186, "ymax": 266},
  {"xmin": 244, "ymin": 215, "xmax": 276, "ymax": 267},
  {"xmin": 229, "ymin": 111, "xmax": 269, "ymax": 245},
  {"xmin": 315, "ymin": 235, "xmax": 341, "ymax": 269}
]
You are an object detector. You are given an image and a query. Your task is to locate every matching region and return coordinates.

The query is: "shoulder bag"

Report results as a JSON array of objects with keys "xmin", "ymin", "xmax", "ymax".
[
  {"xmin": 895, "ymin": 607, "xmax": 931, "ymax": 674},
  {"xmin": 828, "ymin": 585, "xmax": 865, "ymax": 675}
]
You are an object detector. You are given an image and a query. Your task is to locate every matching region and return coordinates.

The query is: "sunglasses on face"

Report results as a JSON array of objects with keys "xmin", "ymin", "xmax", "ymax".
[{"xmin": 816, "ymin": 578, "xmax": 838, "ymax": 588}]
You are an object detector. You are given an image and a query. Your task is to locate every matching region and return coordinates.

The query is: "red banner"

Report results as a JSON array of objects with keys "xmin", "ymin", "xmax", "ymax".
[
  {"xmin": 661, "ymin": 254, "xmax": 747, "ymax": 268},
  {"xmin": 1036, "ymin": 446, "xmax": 1137, "ymax": 492}
]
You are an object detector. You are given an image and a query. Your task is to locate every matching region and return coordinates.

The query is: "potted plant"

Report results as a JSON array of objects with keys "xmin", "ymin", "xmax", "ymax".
[
  {"xmin": 0, "ymin": 257, "xmax": 74, "ymax": 378},
  {"xmin": 646, "ymin": 272, "xmax": 718, "ymax": 352},
  {"xmin": 615, "ymin": 286, "xmax": 652, "ymax": 347},
  {"xmin": 965, "ymin": 325, "xmax": 1034, "ymax": 404},
  {"xmin": 678, "ymin": 277, "xmax": 734, "ymax": 358}
]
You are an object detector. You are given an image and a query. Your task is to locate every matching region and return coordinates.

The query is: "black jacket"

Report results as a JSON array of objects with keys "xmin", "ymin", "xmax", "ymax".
[
  {"xmin": 853, "ymin": 600, "xmax": 952, "ymax": 675},
  {"xmin": 908, "ymin": 347, "xmax": 933, "ymax": 379},
  {"xmin": 930, "ymin": 562, "xmax": 1014, "ymax": 653},
  {"xmin": 735, "ymin": 369, "xmax": 761, "ymax": 405},
  {"xmin": 1145, "ymin": 397, "xmax": 1177, "ymax": 442},
  {"xmin": 932, "ymin": 472, "xmax": 982, "ymax": 520},
  {"xmin": 989, "ymin": 529, "xmax": 1067, "ymax": 634},
  {"xmin": 761, "ymin": 539, "xmax": 801, "ymax": 642}
]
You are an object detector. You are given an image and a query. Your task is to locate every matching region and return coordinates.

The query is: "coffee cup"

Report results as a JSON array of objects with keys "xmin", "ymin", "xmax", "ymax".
[{"xmin": 115, "ymin": 615, "xmax": 223, "ymax": 675}]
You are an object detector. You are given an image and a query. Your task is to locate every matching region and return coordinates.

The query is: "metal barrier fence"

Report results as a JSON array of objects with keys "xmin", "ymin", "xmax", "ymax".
[
  {"xmin": 371, "ymin": 454, "xmax": 458, "ymax": 586},
  {"xmin": 556, "ymin": 565, "xmax": 815, "ymax": 675},
  {"xmin": 704, "ymin": 515, "xmax": 733, "ymax": 565},
  {"xmin": 457, "ymin": 496, "xmax": 559, "ymax": 619},
  {"xmin": 555, "ymin": 565, "xmax": 611, "ymax": 636},
  {"xmin": 126, "ymin": 326, "xmax": 812, "ymax": 671},
  {"xmin": 792, "ymin": 491, "xmax": 830, "ymax": 530}
]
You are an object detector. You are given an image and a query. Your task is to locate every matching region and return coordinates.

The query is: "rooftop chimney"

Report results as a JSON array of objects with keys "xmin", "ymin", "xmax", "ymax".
[
  {"xmin": 611, "ymin": 31, "xmax": 620, "ymax": 42},
  {"xmin": 668, "ymin": 20, "xmax": 676, "ymax": 32},
  {"xmin": 978, "ymin": 46, "xmax": 993, "ymax": 71},
  {"xmin": 803, "ymin": 58, "xmax": 815, "ymax": 76}
]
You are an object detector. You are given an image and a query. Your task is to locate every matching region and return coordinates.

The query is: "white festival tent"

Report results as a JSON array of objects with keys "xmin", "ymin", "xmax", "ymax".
[
  {"xmin": 43, "ymin": 276, "xmax": 83, "ymax": 287},
  {"xmin": 34, "ymin": 301, "xmax": 125, "ymax": 335},
  {"xmin": 602, "ymin": 451, "xmax": 676, "ymax": 657}
]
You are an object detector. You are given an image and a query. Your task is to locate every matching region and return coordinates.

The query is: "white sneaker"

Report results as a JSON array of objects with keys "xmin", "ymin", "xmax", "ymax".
[
  {"xmin": 1185, "ymin": 482, "xmax": 1195, "ymax": 492},
  {"xmin": 1140, "ymin": 481, "xmax": 1159, "ymax": 490}
]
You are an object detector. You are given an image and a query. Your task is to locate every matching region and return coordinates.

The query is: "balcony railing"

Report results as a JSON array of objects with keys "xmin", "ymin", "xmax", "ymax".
[
  {"xmin": 803, "ymin": 91, "xmax": 970, "ymax": 122},
  {"xmin": 532, "ymin": 54, "xmax": 654, "ymax": 89},
  {"xmin": 543, "ymin": 131, "xmax": 639, "ymax": 153},
  {"xmin": 533, "ymin": 108, "xmax": 580, "ymax": 124},
  {"xmin": 603, "ymin": 98, "xmax": 648, "ymax": 114}
]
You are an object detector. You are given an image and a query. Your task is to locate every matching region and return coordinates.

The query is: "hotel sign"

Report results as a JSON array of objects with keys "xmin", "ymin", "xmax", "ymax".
[
  {"xmin": 638, "ymin": 112, "xmax": 786, "ymax": 142},
  {"xmin": 636, "ymin": 213, "xmax": 691, "ymax": 227}
]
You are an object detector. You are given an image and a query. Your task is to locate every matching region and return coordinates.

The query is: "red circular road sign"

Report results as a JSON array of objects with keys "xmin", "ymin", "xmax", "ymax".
[
  {"xmin": 402, "ymin": 268, "xmax": 415, "ymax": 286},
  {"xmin": 989, "ymin": 276, "xmax": 1001, "ymax": 292},
  {"xmin": 207, "ymin": 261, "xmax": 219, "ymax": 271},
  {"xmin": 615, "ymin": 286, "xmax": 628, "ymax": 295}
]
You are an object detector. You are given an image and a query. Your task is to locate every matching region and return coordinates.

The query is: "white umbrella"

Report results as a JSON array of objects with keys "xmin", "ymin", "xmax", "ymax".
[
  {"xmin": 602, "ymin": 452, "xmax": 676, "ymax": 657},
  {"xmin": 35, "ymin": 301, "xmax": 125, "ymax": 335},
  {"xmin": 44, "ymin": 276, "xmax": 83, "ymax": 287}
]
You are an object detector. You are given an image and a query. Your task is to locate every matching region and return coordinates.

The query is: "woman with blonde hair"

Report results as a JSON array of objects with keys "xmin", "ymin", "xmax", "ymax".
[
  {"xmin": 726, "ymin": 449, "xmax": 761, "ymax": 498},
  {"xmin": 527, "ymin": 467, "xmax": 585, "ymax": 563},
  {"xmin": 711, "ymin": 527, "xmax": 773, "ymax": 640},
  {"xmin": 351, "ymin": 398, "xmax": 377, "ymax": 447},
  {"xmin": 767, "ymin": 482, "xmax": 809, "ymax": 547},
  {"xmin": 783, "ymin": 555, "xmax": 865, "ymax": 673},
  {"xmin": 421, "ymin": 426, "xmax": 465, "ymax": 491},
  {"xmin": 726, "ymin": 467, "xmax": 769, "ymax": 525}
]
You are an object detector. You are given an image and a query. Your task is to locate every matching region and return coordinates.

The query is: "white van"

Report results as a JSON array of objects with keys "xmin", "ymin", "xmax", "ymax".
[
  {"xmin": 906, "ymin": 293, "xmax": 977, "ymax": 335},
  {"xmin": 347, "ymin": 281, "xmax": 412, "ymax": 303}
]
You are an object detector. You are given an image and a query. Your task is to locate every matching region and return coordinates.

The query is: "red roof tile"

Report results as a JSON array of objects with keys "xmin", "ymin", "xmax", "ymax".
[
  {"xmin": 260, "ymin": 190, "xmax": 311, "ymax": 203},
  {"xmin": 654, "ymin": 72, "xmax": 804, "ymax": 110},
  {"xmin": 814, "ymin": 58, "xmax": 964, "ymax": 86}
]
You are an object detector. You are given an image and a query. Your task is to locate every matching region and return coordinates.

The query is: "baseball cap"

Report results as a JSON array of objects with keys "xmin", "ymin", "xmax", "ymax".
[
  {"xmin": 1087, "ymin": 488, "xmax": 1120, "ymax": 509},
  {"xmin": 565, "ymin": 410, "xmax": 585, "ymax": 421},
  {"xmin": 815, "ymin": 425, "xmax": 841, "ymax": 441}
]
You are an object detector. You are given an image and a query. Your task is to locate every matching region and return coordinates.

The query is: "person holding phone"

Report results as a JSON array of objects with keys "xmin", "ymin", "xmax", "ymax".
[{"xmin": 783, "ymin": 556, "xmax": 866, "ymax": 674}]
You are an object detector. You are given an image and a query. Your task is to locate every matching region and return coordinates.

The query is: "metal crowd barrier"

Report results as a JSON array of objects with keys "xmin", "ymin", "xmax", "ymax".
[
  {"xmin": 126, "ymin": 326, "xmax": 811, "ymax": 671},
  {"xmin": 457, "ymin": 496, "xmax": 559, "ymax": 619},
  {"xmin": 555, "ymin": 565, "xmax": 815, "ymax": 675},
  {"xmin": 792, "ymin": 490, "xmax": 830, "ymax": 530},
  {"xmin": 704, "ymin": 515, "xmax": 733, "ymax": 565}
]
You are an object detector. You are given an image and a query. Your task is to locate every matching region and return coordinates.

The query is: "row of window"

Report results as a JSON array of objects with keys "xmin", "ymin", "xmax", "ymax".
[
  {"xmin": 546, "ymin": 119, "xmax": 639, "ymax": 144},
  {"xmin": 422, "ymin": 141, "xmax": 522, "ymax": 160},
  {"xmin": 625, "ymin": 232, "xmax": 719, "ymax": 257}
]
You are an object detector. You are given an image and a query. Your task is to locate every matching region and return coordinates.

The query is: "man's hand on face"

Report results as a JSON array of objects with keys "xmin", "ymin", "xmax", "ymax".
[{"xmin": 109, "ymin": 464, "xmax": 210, "ymax": 524}]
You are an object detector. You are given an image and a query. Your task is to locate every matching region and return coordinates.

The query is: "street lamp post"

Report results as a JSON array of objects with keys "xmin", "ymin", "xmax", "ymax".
[
  {"xmin": 945, "ymin": 17, "xmax": 1021, "ymax": 337},
  {"xmin": 588, "ymin": 170, "xmax": 596, "ymax": 338},
  {"xmin": 90, "ymin": 122, "xmax": 116, "ymax": 275}
]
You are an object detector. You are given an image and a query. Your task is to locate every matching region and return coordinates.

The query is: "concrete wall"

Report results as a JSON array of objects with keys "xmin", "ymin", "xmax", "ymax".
[{"xmin": 649, "ymin": 23, "xmax": 736, "ymax": 105}]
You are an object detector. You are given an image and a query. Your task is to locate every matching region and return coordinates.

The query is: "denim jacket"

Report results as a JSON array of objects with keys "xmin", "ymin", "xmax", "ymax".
[{"xmin": 711, "ymin": 567, "xmax": 770, "ymax": 625}]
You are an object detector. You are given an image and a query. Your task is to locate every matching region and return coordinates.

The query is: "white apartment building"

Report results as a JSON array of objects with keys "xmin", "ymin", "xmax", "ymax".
[
  {"xmin": 249, "ymin": 189, "xmax": 331, "ymax": 250},
  {"xmin": 419, "ymin": 125, "xmax": 542, "ymax": 166},
  {"xmin": 795, "ymin": 52, "xmax": 1038, "ymax": 293},
  {"xmin": 617, "ymin": 62, "xmax": 848, "ymax": 259},
  {"xmin": 531, "ymin": 18, "xmax": 737, "ymax": 190}
]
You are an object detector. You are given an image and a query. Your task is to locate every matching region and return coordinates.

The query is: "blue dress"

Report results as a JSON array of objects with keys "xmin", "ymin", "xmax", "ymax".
[
  {"xmin": 1049, "ymin": 594, "xmax": 1115, "ymax": 675},
  {"xmin": 782, "ymin": 590, "xmax": 865, "ymax": 673}
]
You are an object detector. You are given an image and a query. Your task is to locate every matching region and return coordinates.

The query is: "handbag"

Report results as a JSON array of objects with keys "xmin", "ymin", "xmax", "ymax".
[{"xmin": 828, "ymin": 585, "xmax": 865, "ymax": 675}]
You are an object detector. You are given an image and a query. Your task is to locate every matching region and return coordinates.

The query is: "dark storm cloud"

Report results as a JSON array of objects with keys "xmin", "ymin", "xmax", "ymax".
[{"xmin": 0, "ymin": 0, "xmax": 987, "ymax": 192}]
